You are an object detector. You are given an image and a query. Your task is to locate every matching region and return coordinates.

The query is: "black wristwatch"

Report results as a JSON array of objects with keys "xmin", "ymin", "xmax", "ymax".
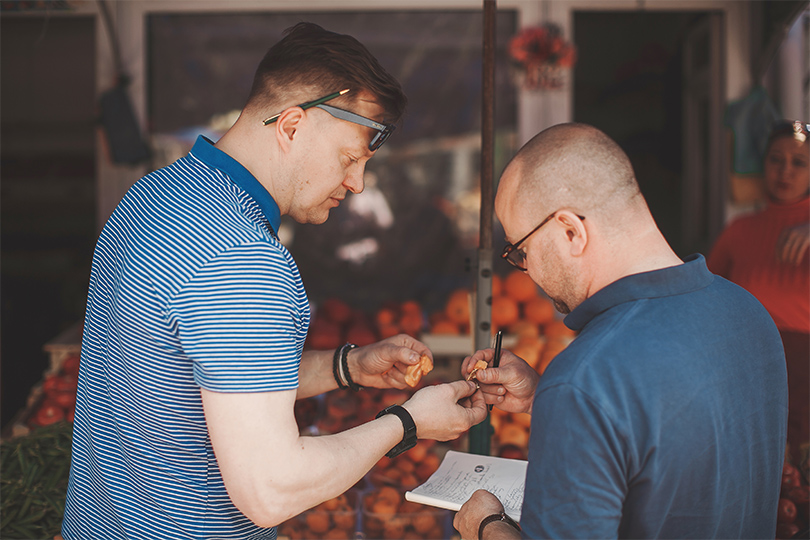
[
  {"xmin": 375, "ymin": 405, "xmax": 417, "ymax": 458},
  {"xmin": 478, "ymin": 511, "xmax": 521, "ymax": 539}
]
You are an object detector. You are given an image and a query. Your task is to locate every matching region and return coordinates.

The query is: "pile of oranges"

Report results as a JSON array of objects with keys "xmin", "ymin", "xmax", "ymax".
[
  {"xmin": 428, "ymin": 270, "xmax": 576, "ymax": 377},
  {"xmin": 362, "ymin": 485, "xmax": 447, "ymax": 539},
  {"xmin": 306, "ymin": 298, "xmax": 426, "ymax": 351},
  {"xmin": 277, "ymin": 492, "xmax": 358, "ymax": 540},
  {"xmin": 307, "ymin": 270, "xmax": 576, "ymax": 378}
]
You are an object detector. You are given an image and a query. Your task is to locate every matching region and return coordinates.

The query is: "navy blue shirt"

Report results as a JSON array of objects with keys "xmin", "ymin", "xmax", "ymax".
[{"xmin": 522, "ymin": 254, "xmax": 787, "ymax": 538}]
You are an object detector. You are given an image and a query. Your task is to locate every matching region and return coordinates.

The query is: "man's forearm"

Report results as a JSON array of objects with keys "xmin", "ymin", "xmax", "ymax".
[
  {"xmin": 297, "ymin": 349, "xmax": 339, "ymax": 398},
  {"xmin": 231, "ymin": 412, "xmax": 405, "ymax": 527}
]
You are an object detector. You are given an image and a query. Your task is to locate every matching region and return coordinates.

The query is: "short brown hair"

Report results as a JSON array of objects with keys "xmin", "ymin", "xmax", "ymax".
[{"xmin": 246, "ymin": 22, "xmax": 407, "ymax": 123}]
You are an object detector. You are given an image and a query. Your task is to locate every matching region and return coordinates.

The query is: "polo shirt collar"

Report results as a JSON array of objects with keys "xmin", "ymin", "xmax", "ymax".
[
  {"xmin": 190, "ymin": 135, "xmax": 281, "ymax": 235},
  {"xmin": 564, "ymin": 254, "xmax": 713, "ymax": 332}
]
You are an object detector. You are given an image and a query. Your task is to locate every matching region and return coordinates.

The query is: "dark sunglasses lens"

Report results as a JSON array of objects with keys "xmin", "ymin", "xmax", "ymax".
[{"xmin": 369, "ymin": 126, "xmax": 394, "ymax": 151}]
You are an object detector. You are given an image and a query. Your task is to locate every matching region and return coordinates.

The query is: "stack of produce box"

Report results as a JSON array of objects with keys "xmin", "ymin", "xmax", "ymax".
[{"xmin": 777, "ymin": 454, "xmax": 810, "ymax": 539}]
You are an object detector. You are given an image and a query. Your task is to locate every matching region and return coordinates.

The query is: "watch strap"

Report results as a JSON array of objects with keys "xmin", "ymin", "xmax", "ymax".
[
  {"xmin": 375, "ymin": 405, "xmax": 417, "ymax": 458},
  {"xmin": 478, "ymin": 511, "xmax": 521, "ymax": 540}
]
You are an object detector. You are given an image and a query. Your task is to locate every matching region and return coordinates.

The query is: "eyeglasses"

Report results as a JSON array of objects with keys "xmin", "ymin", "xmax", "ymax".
[
  {"xmin": 769, "ymin": 120, "xmax": 809, "ymax": 144},
  {"xmin": 501, "ymin": 211, "xmax": 585, "ymax": 271},
  {"xmin": 261, "ymin": 89, "xmax": 396, "ymax": 151},
  {"xmin": 315, "ymin": 104, "xmax": 396, "ymax": 151}
]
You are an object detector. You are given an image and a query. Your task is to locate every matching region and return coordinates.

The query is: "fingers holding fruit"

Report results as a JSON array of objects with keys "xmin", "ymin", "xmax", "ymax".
[
  {"xmin": 403, "ymin": 380, "xmax": 487, "ymax": 441},
  {"xmin": 463, "ymin": 349, "xmax": 540, "ymax": 415},
  {"xmin": 349, "ymin": 334, "xmax": 432, "ymax": 390},
  {"xmin": 461, "ymin": 349, "xmax": 493, "ymax": 381},
  {"xmin": 403, "ymin": 355, "xmax": 433, "ymax": 388}
]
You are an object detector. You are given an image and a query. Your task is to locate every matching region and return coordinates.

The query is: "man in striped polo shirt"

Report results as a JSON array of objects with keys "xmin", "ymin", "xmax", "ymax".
[{"xmin": 63, "ymin": 23, "xmax": 487, "ymax": 540}]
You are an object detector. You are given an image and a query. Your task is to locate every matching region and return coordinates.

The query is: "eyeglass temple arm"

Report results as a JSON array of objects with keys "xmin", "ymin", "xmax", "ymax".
[{"xmin": 262, "ymin": 89, "xmax": 351, "ymax": 126}]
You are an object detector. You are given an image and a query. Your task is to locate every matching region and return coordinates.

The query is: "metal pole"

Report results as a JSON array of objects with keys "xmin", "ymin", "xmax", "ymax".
[{"xmin": 469, "ymin": 0, "xmax": 497, "ymax": 456}]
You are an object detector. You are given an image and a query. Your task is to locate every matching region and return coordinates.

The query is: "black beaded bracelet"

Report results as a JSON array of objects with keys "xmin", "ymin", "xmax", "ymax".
[
  {"xmin": 340, "ymin": 343, "xmax": 361, "ymax": 392},
  {"xmin": 332, "ymin": 345, "xmax": 348, "ymax": 389}
]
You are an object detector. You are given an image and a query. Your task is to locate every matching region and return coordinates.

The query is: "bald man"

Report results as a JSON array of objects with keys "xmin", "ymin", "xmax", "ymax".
[{"xmin": 454, "ymin": 124, "xmax": 787, "ymax": 539}]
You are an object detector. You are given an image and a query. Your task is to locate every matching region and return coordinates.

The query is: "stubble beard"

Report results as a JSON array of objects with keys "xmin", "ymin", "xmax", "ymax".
[{"xmin": 538, "ymin": 245, "xmax": 576, "ymax": 315}]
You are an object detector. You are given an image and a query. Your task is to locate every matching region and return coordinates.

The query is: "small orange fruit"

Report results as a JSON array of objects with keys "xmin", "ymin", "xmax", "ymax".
[
  {"xmin": 319, "ymin": 297, "xmax": 353, "ymax": 325},
  {"xmin": 491, "ymin": 273, "xmax": 503, "ymax": 296},
  {"xmin": 511, "ymin": 340, "xmax": 543, "ymax": 369},
  {"xmin": 510, "ymin": 320, "xmax": 541, "ymax": 343},
  {"xmin": 375, "ymin": 307, "xmax": 397, "ymax": 328},
  {"xmin": 430, "ymin": 318, "xmax": 460, "ymax": 335},
  {"xmin": 377, "ymin": 323, "xmax": 400, "ymax": 339},
  {"xmin": 346, "ymin": 324, "xmax": 377, "ymax": 347},
  {"xmin": 399, "ymin": 312, "xmax": 423, "ymax": 337},
  {"xmin": 491, "ymin": 295, "xmax": 519, "ymax": 328},
  {"xmin": 306, "ymin": 318, "xmax": 342, "ymax": 350},
  {"xmin": 400, "ymin": 300, "xmax": 422, "ymax": 316},
  {"xmin": 524, "ymin": 296, "xmax": 555, "ymax": 325},
  {"xmin": 444, "ymin": 288, "xmax": 471, "ymax": 325},
  {"xmin": 543, "ymin": 320, "xmax": 576, "ymax": 340},
  {"xmin": 504, "ymin": 270, "xmax": 538, "ymax": 302}
]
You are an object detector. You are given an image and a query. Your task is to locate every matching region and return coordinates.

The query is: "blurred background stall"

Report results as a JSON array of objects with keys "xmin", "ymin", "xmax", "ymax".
[{"xmin": 1, "ymin": 0, "xmax": 807, "ymax": 518}]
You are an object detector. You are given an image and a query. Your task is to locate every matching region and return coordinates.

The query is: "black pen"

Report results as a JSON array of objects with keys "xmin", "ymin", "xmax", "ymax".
[
  {"xmin": 492, "ymin": 329, "xmax": 503, "ymax": 368},
  {"xmin": 262, "ymin": 88, "xmax": 351, "ymax": 125},
  {"xmin": 489, "ymin": 330, "xmax": 503, "ymax": 411}
]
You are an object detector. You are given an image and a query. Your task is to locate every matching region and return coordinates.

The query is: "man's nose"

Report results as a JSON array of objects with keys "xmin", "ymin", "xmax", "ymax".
[{"xmin": 345, "ymin": 167, "xmax": 365, "ymax": 194}]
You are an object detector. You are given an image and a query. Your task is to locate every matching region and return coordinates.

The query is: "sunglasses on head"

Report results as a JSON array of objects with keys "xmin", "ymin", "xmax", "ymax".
[
  {"xmin": 262, "ymin": 89, "xmax": 397, "ymax": 151},
  {"xmin": 769, "ymin": 120, "xmax": 809, "ymax": 144}
]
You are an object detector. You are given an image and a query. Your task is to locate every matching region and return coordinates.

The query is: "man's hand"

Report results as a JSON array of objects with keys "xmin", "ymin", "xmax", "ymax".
[
  {"xmin": 348, "ymin": 334, "xmax": 430, "ymax": 389},
  {"xmin": 777, "ymin": 223, "xmax": 810, "ymax": 266},
  {"xmin": 454, "ymin": 490, "xmax": 516, "ymax": 540},
  {"xmin": 402, "ymin": 380, "xmax": 488, "ymax": 441},
  {"xmin": 461, "ymin": 348, "xmax": 540, "ymax": 415}
]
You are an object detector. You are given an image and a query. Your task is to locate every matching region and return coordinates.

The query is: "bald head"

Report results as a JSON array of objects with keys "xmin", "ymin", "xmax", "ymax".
[
  {"xmin": 496, "ymin": 123, "xmax": 682, "ymax": 307},
  {"xmin": 498, "ymin": 123, "xmax": 646, "ymax": 232}
]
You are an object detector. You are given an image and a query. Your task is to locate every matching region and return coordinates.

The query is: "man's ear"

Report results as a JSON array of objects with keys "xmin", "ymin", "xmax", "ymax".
[
  {"xmin": 274, "ymin": 107, "xmax": 305, "ymax": 153},
  {"xmin": 556, "ymin": 210, "xmax": 587, "ymax": 257}
]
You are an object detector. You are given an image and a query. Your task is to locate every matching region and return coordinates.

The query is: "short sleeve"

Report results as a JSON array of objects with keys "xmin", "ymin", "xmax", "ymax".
[
  {"xmin": 170, "ymin": 242, "xmax": 308, "ymax": 392},
  {"xmin": 521, "ymin": 383, "xmax": 626, "ymax": 538}
]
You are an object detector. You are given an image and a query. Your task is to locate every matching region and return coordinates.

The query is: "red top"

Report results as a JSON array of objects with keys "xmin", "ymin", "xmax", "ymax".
[{"xmin": 708, "ymin": 196, "xmax": 810, "ymax": 333}]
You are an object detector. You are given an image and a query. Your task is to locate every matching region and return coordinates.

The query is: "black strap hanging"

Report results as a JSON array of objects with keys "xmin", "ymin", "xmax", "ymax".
[{"xmin": 97, "ymin": 0, "xmax": 151, "ymax": 166}]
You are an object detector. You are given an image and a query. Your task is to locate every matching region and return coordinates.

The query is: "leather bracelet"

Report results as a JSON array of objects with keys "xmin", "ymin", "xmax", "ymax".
[
  {"xmin": 478, "ymin": 512, "xmax": 521, "ymax": 540},
  {"xmin": 333, "ymin": 345, "xmax": 348, "ymax": 389},
  {"xmin": 340, "ymin": 343, "xmax": 362, "ymax": 391}
]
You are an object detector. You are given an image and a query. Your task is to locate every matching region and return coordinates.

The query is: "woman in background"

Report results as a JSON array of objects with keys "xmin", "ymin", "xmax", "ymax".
[{"xmin": 709, "ymin": 120, "xmax": 809, "ymax": 465}]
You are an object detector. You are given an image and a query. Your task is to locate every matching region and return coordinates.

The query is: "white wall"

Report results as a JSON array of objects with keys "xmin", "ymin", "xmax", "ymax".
[{"xmin": 766, "ymin": 11, "xmax": 810, "ymax": 121}]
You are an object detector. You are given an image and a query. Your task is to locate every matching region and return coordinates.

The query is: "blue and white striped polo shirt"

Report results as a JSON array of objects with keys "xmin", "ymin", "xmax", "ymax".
[{"xmin": 62, "ymin": 136, "xmax": 310, "ymax": 540}]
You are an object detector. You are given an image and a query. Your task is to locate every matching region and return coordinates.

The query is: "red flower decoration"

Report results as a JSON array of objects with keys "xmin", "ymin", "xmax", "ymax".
[{"xmin": 509, "ymin": 24, "xmax": 577, "ymax": 90}]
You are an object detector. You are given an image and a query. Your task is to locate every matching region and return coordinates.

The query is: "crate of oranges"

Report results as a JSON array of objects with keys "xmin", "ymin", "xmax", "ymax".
[
  {"xmin": 362, "ymin": 485, "xmax": 449, "ymax": 540},
  {"xmin": 276, "ymin": 491, "xmax": 359, "ymax": 540}
]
